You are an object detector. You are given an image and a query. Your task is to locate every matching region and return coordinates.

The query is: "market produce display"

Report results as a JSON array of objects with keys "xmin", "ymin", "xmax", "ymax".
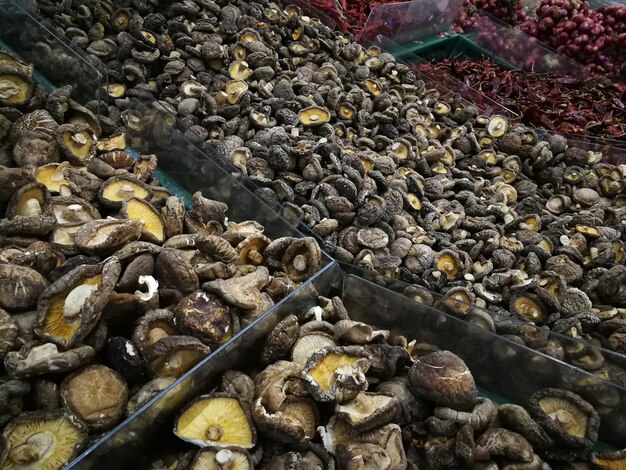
[
  {"xmin": 146, "ymin": 296, "xmax": 622, "ymax": 469},
  {"xmin": 29, "ymin": 0, "xmax": 626, "ymax": 375},
  {"xmin": 1, "ymin": 0, "xmax": 626, "ymax": 467},
  {"xmin": 0, "ymin": 51, "xmax": 323, "ymax": 469},
  {"xmin": 416, "ymin": 58, "xmax": 626, "ymax": 140}
]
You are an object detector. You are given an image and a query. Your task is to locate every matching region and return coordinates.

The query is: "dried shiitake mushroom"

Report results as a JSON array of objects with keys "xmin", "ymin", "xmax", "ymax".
[
  {"xmin": 60, "ymin": 364, "xmax": 128, "ymax": 430},
  {"xmin": 408, "ymin": 351, "xmax": 477, "ymax": 409},
  {"xmin": 4, "ymin": 342, "xmax": 95, "ymax": 378},
  {"xmin": 120, "ymin": 198, "xmax": 165, "ymax": 244},
  {"xmin": 335, "ymin": 392, "xmax": 399, "ymax": 433},
  {"xmin": 0, "ymin": 264, "xmax": 49, "ymax": 311},
  {"xmin": 174, "ymin": 393, "xmax": 256, "ymax": 448},
  {"xmin": 1, "ymin": 410, "xmax": 87, "ymax": 469},
  {"xmin": 74, "ymin": 219, "xmax": 142, "ymax": 255},
  {"xmin": 174, "ymin": 291, "xmax": 232, "ymax": 345},
  {"xmin": 35, "ymin": 259, "xmax": 121, "ymax": 348},
  {"xmin": 98, "ymin": 175, "xmax": 152, "ymax": 209},
  {"xmin": 144, "ymin": 335, "xmax": 210, "ymax": 378},
  {"xmin": 55, "ymin": 123, "xmax": 96, "ymax": 164},
  {"xmin": 528, "ymin": 388, "xmax": 599, "ymax": 451},
  {"xmin": 302, "ymin": 346, "xmax": 370, "ymax": 403}
]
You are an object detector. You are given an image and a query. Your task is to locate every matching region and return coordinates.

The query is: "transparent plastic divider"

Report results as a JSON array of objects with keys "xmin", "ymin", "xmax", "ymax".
[
  {"xmin": 342, "ymin": 274, "xmax": 626, "ymax": 448},
  {"xmin": 359, "ymin": 0, "xmax": 465, "ymax": 45},
  {"xmin": 67, "ymin": 262, "xmax": 341, "ymax": 470},
  {"xmin": 338, "ymin": 261, "xmax": 626, "ymax": 437},
  {"xmin": 0, "ymin": 0, "xmax": 106, "ymax": 112}
]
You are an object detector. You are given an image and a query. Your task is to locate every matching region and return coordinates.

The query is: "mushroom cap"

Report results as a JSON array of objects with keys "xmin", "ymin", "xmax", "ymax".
[
  {"xmin": 301, "ymin": 346, "xmax": 371, "ymax": 403},
  {"xmin": 408, "ymin": 351, "xmax": 477, "ymax": 410}
]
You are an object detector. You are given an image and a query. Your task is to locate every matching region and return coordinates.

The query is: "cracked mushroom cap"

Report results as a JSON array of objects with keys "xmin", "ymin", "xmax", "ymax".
[
  {"xmin": 528, "ymin": 388, "xmax": 599, "ymax": 450},
  {"xmin": 0, "ymin": 264, "xmax": 49, "ymax": 311},
  {"xmin": 498, "ymin": 404, "xmax": 554, "ymax": 450},
  {"xmin": 174, "ymin": 291, "xmax": 232, "ymax": 345},
  {"xmin": 1, "ymin": 410, "xmax": 87, "ymax": 470},
  {"xmin": 320, "ymin": 416, "xmax": 406, "ymax": 468},
  {"xmin": 301, "ymin": 346, "xmax": 371, "ymax": 403},
  {"xmin": 291, "ymin": 332, "xmax": 337, "ymax": 366},
  {"xmin": 175, "ymin": 393, "xmax": 256, "ymax": 449},
  {"xmin": 475, "ymin": 428, "xmax": 534, "ymax": 463},
  {"xmin": 60, "ymin": 364, "xmax": 128, "ymax": 431},
  {"xmin": 260, "ymin": 314, "xmax": 300, "ymax": 365},
  {"xmin": 35, "ymin": 258, "xmax": 121, "ymax": 349},
  {"xmin": 336, "ymin": 392, "xmax": 399, "ymax": 433},
  {"xmin": 408, "ymin": 351, "xmax": 477, "ymax": 409},
  {"xmin": 252, "ymin": 394, "xmax": 319, "ymax": 445},
  {"xmin": 190, "ymin": 447, "xmax": 253, "ymax": 470}
]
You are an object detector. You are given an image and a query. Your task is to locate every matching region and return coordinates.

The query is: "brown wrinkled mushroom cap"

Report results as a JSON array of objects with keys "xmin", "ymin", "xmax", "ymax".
[
  {"xmin": 60, "ymin": 364, "xmax": 129, "ymax": 430},
  {"xmin": 0, "ymin": 264, "xmax": 49, "ymax": 311},
  {"xmin": 4, "ymin": 342, "xmax": 95, "ymax": 379},
  {"xmin": 74, "ymin": 219, "xmax": 142, "ymax": 256},
  {"xmin": 144, "ymin": 335, "xmax": 210, "ymax": 378},
  {"xmin": 202, "ymin": 267, "xmax": 270, "ymax": 309},
  {"xmin": 174, "ymin": 291, "xmax": 231, "ymax": 345},
  {"xmin": 408, "ymin": 351, "xmax": 477, "ymax": 409},
  {"xmin": 336, "ymin": 392, "xmax": 399, "ymax": 433},
  {"xmin": 260, "ymin": 314, "xmax": 300, "ymax": 365}
]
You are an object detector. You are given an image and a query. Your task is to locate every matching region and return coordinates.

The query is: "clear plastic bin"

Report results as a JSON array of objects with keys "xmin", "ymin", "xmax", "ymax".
[
  {"xmin": 88, "ymin": 273, "xmax": 621, "ymax": 469},
  {"xmin": 0, "ymin": 0, "xmax": 106, "ymax": 111},
  {"xmin": 343, "ymin": 274, "xmax": 626, "ymax": 448},
  {"xmin": 67, "ymin": 261, "xmax": 340, "ymax": 470}
]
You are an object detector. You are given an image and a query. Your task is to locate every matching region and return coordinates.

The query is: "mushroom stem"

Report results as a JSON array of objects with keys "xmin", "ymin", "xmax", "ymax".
[
  {"xmin": 206, "ymin": 425, "xmax": 223, "ymax": 441},
  {"xmin": 248, "ymin": 250, "xmax": 263, "ymax": 265},
  {"xmin": 550, "ymin": 410, "xmax": 574, "ymax": 427},
  {"xmin": 292, "ymin": 254, "xmax": 308, "ymax": 272},
  {"xmin": 23, "ymin": 198, "xmax": 42, "ymax": 216},
  {"xmin": 215, "ymin": 449, "xmax": 234, "ymax": 468}
]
